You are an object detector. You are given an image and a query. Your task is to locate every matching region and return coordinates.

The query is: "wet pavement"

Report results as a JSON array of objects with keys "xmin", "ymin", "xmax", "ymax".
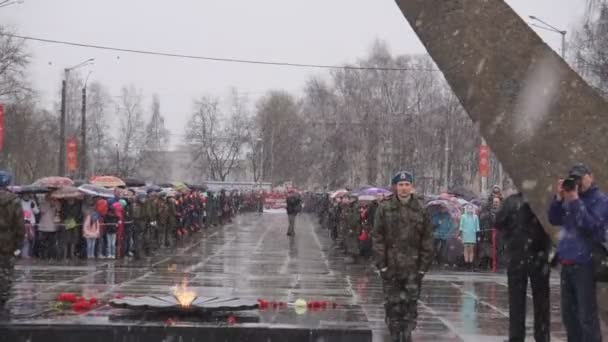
[{"xmin": 0, "ymin": 212, "xmax": 581, "ymax": 341}]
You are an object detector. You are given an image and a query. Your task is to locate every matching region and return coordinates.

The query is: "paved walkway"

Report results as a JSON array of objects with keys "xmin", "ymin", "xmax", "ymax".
[{"xmin": 4, "ymin": 212, "xmax": 589, "ymax": 341}]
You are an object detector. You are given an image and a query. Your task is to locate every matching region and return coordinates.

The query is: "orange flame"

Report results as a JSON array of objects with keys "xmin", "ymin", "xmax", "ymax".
[{"xmin": 173, "ymin": 278, "xmax": 197, "ymax": 307}]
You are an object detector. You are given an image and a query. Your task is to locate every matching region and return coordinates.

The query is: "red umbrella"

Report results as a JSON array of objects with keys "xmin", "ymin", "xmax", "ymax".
[
  {"xmin": 33, "ymin": 177, "xmax": 74, "ymax": 188},
  {"xmin": 51, "ymin": 186, "xmax": 84, "ymax": 200},
  {"xmin": 90, "ymin": 175, "xmax": 126, "ymax": 188}
]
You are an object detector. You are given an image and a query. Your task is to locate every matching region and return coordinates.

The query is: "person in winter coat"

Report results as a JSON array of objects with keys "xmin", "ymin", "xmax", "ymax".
[
  {"xmin": 60, "ymin": 198, "xmax": 82, "ymax": 259},
  {"xmin": 459, "ymin": 205, "xmax": 480, "ymax": 268},
  {"xmin": 285, "ymin": 189, "xmax": 302, "ymax": 236},
  {"xmin": 548, "ymin": 163, "xmax": 608, "ymax": 342},
  {"xmin": 20, "ymin": 194, "xmax": 39, "ymax": 258},
  {"xmin": 83, "ymin": 212, "xmax": 101, "ymax": 259},
  {"xmin": 496, "ymin": 192, "xmax": 551, "ymax": 342},
  {"xmin": 37, "ymin": 195, "xmax": 60, "ymax": 260},
  {"xmin": 431, "ymin": 207, "xmax": 453, "ymax": 265},
  {"xmin": 104, "ymin": 205, "xmax": 119, "ymax": 259}
]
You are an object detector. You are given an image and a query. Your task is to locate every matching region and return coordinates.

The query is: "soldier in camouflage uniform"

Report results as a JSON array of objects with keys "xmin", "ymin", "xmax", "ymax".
[
  {"xmin": 343, "ymin": 194, "xmax": 362, "ymax": 263},
  {"xmin": 166, "ymin": 194, "xmax": 178, "ymax": 247},
  {"xmin": 146, "ymin": 192, "xmax": 160, "ymax": 249},
  {"xmin": 0, "ymin": 171, "xmax": 25, "ymax": 311},
  {"xmin": 131, "ymin": 192, "xmax": 149, "ymax": 259},
  {"xmin": 373, "ymin": 171, "xmax": 434, "ymax": 342},
  {"xmin": 328, "ymin": 196, "xmax": 342, "ymax": 243},
  {"xmin": 157, "ymin": 193, "xmax": 170, "ymax": 248}
]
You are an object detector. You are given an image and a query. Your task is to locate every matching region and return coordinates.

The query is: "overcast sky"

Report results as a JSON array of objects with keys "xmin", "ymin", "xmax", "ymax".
[{"xmin": 0, "ymin": 0, "xmax": 586, "ymax": 147}]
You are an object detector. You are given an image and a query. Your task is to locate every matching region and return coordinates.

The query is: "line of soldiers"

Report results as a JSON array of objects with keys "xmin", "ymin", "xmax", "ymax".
[{"xmin": 314, "ymin": 193, "xmax": 384, "ymax": 264}]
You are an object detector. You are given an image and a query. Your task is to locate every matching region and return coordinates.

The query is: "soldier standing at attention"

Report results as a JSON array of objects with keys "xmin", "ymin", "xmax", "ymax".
[
  {"xmin": 0, "ymin": 171, "xmax": 24, "ymax": 313},
  {"xmin": 373, "ymin": 171, "xmax": 434, "ymax": 342}
]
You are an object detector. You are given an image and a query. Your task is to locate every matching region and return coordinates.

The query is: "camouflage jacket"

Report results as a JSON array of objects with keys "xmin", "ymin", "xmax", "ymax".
[
  {"xmin": 372, "ymin": 195, "xmax": 434, "ymax": 278},
  {"xmin": 0, "ymin": 190, "xmax": 25, "ymax": 255},
  {"xmin": 131, "ymin": 201, "xmax": 148, "ymax": 223}
]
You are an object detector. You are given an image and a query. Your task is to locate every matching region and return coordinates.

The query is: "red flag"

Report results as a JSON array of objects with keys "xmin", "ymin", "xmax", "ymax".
[
  {"xmin": 0, "ymin": 103, "xmax": 4, "ymax": 151},
  {"xmin": 479, "ymin": 145, "xmax": 490, "ymax": 177},
  {"xmin": 66, "ymin": 137, "xmax": 78, "ymax": 172}
]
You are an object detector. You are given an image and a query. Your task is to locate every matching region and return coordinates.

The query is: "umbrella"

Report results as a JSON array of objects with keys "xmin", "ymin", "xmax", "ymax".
[
  {"xmin": 10, "ymin": 185, "xmax": 50, "ymax": 194},
  {"xmin": 186, "ymin": 183, "xmax": 207, "ymax": 191},
  {"xmin": 329, "ymin": 189, "xmax": 349, "ymax": 199},
  {"xmin": 359, "ymin": 187, "xmax": 392, "ymax": 197},
  {"xmin": 143, "ymin": 185, "xmax": 162, "ymax": 193},
  {"xmin": 33, "ymin": 177, "xmax": 74, "ymax": 188},
  {"xmin": 172, "ymin": 182, "xmax": 189, "ymax": 191},
  {"xmin": 72, "ymin": 179, "xmax": 87, "ymax": 187},
  {"xmin": 358, "ymin": 194, "xmax": 376, "ymax": 202},
  {"xmin": 51, "ymin": 186, "xmax": 84, "ymax": 200},
  {"xmin": 90, "ymin": 175, "xmax": 126, "ymax": 188},
  {"xmin": 158, "ymin": 183, "xmax": 173, "ymax": 188},
  {"xmin": 124, "ymin": 178, "xmax": 146, "ymax": 187},
  {"xmin": 78, "ymin": 184, "xmax": 115, "ymax": 198},
  {"xmin": 448, "ymin": 186, "xmax": 478, "ymax": 202}
]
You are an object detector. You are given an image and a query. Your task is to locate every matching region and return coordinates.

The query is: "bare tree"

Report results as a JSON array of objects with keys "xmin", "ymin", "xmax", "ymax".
[
  {"xmin": 140, "ymin": 94, "xmax": 171, "ymax": 182},
  {"xmin": 255, "ymin": 91, "xmax": 304, "ymax": 185},
  {"xmin": 116, "ymin": 85, "xmax": 146, "ymax": 177},
  {"xmin": 0, "ymin": 97, "xmax": 58, "ymax": 183},
  {"xmin": 86, "ymin": 81, "xmax": 115, "ymax": 175},
  {"xmin": 186, "ymin": 96, "xmax": 248, "ymax": 182},
  {"xmin": 571, "ymin": 4, "xmax": 608, "ymax": 98},
  {"xmin": 0, "ymin": 26, "xmax": 29, "ymax": 99}
]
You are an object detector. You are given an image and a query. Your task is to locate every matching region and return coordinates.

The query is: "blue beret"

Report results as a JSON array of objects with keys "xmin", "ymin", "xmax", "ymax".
[{"xmin": 392, "ymin": 171, "xmax": 414, "ymax": 185}]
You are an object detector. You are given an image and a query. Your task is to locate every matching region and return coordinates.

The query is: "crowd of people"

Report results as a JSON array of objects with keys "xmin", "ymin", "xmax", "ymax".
[{"xmin": 13, "ymin": 187, "xmax": 265, "ymax": 261}]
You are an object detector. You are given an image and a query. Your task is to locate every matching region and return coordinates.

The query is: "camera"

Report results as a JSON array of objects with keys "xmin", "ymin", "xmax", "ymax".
[{"xmin": 562, "ymin": 177, "xmax": 580, "ymax": 192}]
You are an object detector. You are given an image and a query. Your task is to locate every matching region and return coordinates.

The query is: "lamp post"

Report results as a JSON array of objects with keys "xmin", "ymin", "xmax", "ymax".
[
  {"xmin": 80, "ymin": 71, "xmax": 93, "ymax": 179},
  {"xmin": 529, "ymin": 15, "xmax": 567, "ymax": 59},
  {"xmin": 0, "ymin": 0, "xmax": 24, "ymax": 9},
  {"xmin": 58, "ymin": 58, "xmax": 94, "ymax": 176},
  {"xmin": 256, "ymin": 137, "xmax": 264, "ymax": 183}
]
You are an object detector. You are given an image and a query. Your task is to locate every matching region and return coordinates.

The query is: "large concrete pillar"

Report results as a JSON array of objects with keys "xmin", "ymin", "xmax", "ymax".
[{"xmin": 394, "ymin": 0, "xmax": 608, "ymax": 231}]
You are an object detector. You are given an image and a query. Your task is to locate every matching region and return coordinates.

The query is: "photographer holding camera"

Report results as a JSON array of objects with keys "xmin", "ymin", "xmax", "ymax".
[{"xmin": 548, "ymin": 163, "xmax": 608, "ymax": 342}]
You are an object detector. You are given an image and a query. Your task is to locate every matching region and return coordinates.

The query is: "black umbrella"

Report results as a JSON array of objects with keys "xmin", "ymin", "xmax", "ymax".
[
  {"xmin": 124, "ymin": 178, "xmax": 146, "ymax": 187},
  {"xmin": 144, "ymin": 185, "xmax": 162, "ymax": 193},
  {"xmin": 12, "ymin": 185, "xmax": 50, "ymax": 194},
  {"xmin": 158, "ymin": 183, "xmax": 173, "ymax": 188}
]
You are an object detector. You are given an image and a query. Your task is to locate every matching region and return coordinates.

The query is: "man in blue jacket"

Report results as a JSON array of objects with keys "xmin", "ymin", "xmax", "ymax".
[{"xmin": 548, "ymin": 163, "xmax": 608, "ymax": 342}]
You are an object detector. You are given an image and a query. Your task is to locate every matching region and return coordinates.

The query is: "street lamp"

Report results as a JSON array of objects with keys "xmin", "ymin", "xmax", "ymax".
[
  {"xmin": 58, "ymin": 58, "xmax": 94, "ymax": 176},
  {"xmin": 256, "ymin": 138, "xmax": 264, "ymax": 183},
  {"xmin": 0, "ymin": 0, "xmax": 24, "ymax": 9},
  {"xmin": 79, "ymin": 70, "xmax": 93, "ymax": 179},
  {"xmin": 529, "ymin": 15, "xmax": 567, "ymax": 59}
]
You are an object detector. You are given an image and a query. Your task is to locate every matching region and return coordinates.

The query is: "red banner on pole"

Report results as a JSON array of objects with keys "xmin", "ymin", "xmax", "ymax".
[
  {"xmin": 0, "ymin": 103, "xmax": 4, "ymax": 151},
  {"xmin": 66, "ymin": 137, "xmax": 78, "ymax": 173},
  {"xmin": 479, "ymin": 145, "xmax": 490, "ymax": 177}
]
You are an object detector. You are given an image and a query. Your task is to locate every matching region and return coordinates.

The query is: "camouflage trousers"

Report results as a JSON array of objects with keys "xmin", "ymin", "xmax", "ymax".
[
  {"xmin": 382, "ymin": 274, "xmax": 421, "ymax": 341},
  {"xmin": 344, "ymin": 229, "xmax": 360, "ymax": 257},
  {"xmin": 0, "ymin": 257, "xmax": 14, "ymax": 307}
]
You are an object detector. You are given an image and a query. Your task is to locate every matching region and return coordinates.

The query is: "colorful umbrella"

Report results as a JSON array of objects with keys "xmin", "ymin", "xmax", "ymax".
[
  {"xmin": 359, "ymin": 187, "xmax": 392, "ymax": 197},
  {"xmin": 33, "ymin": 177, "xmax": 74, "ymax": 188},
  {"xmin": 90, "ymin": 175, "xmax": 126, "ymax": 188},
  {"xmin": 329, "ymin": 189, "xmax": 349, "ymax": 199},
  {"xmin": 172, "ymin": 182, "xmax": 189, "ymax": 191},
  {"xmin": 358, "ymin": 194, "xmax": 376, "ymax": 202},
  {"xmin": 78, "ymin": 184, "xmax": 115, "ymax": 198},
  {"xmin": 51, "ymin": 186, "xmax": 84, "ymax": 200},
  {"xmin": 124, "ymin": 178, "xmax": 146, "ymax": 187}
]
